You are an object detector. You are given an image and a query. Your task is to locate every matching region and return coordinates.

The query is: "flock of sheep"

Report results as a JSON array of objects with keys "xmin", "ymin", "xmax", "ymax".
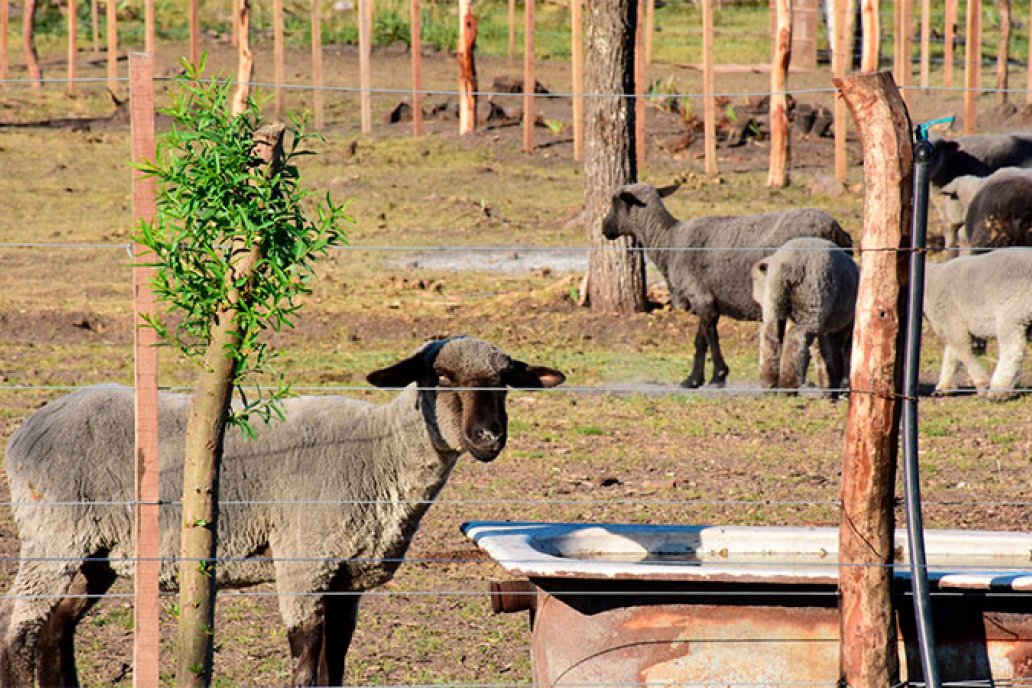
[{"xmin": 3, "ymin": 133, "xmax": 1032, "ymax": 687}]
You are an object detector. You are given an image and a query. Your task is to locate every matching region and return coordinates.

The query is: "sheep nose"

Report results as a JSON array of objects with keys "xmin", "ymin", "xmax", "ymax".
[{"xmin": 475, "ymin": 428, "xmax": 502, "ymax": 446}]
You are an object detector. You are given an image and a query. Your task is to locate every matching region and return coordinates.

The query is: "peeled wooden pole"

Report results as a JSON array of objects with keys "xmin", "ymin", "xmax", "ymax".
[
  {"xmin": 359, "ymin": 0, "xmax": 372, "ymax": 133},
  {"xmin": 23, "ymin": 0, "xmax": 41, "ymax": 88},
  {"xmin": 67, "ymin": 0, "xmax": 77, "ymax": 95},
  {"xmin": 230, "ymin": 0, "xmax": 253, "ymax": 117},
  {"xmin": 130, "ymin": 51, "xmax": 161, "ymax": 688},
  {"xmin": 144, "ymin": 0, "xmax": 154, "ymax": 54},
  {"xmin": 189, "ymin": 0, "xmax": 199, "ymax": 66},
  {"xmin": 860, "ymin": 0, "xmax": 880, "ymax": 73},
  {"xmin": 571, "ymin": 0, "xmax": 584, "ymax": 160},
  {"xmin": 995, "ymin": 0, "xmax": 1010, "ymax": 103},
  {"xmin": 919, "ymin": 0, "xmax": 930, "ymax": 87},
  {"xmin": 768, "ymin": 0, "xmax": 791, "ymax": 188},
  {"xmin": 644, "ymin": 0, "xmax": 655, "ymax": 65},
  {"xmin": 411, "ymin": 0, "xmax": 424, "ymax": 136},
  {"xmin": 963, "ymin": 0, "xmax": 980, "ymax": 134},
  {"xmin": 311, "ymin": 0, "xmax": 324, "ymax": 128},
  {"xmin": 943, "ymin": 0, "xmax": 956, "ymax": 86},
  {"xmin": 701, "ymin": 0, "xmax": 716, "ymax": 175},
  {"xmin": 834, "ymin": 71, "xmax": 910, "ymax": 688},
  {"xmin": 833, "ymin": 0, "xmax": 851, "ymax": 181},
  {"xmin": 634, "ymin": 0, "xmax": 645, "ymax": 165},
  {"xmin": 458, "ymin": 0, "xmax": 477, "ymax": 135},
  {"xmin": 523, "ymin": 0, "xmax": 535, "ymax": 152},
  {"xmin": 106, "ymin": 0, "xmax": 117, "ymax": 94}
]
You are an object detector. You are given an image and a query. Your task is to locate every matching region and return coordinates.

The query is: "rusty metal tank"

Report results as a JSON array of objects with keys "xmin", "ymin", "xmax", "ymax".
[{"xmin": 463, "ymin": 522, "xmax": 1032, "ymax": 686}]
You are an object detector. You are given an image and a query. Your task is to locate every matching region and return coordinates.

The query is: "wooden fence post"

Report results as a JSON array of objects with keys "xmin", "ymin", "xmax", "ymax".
[
  {"xmin": 943, "ymin": 0, "xmax": 956, "ymax": 86},
  {"xmin": 312, "ymin": 0, "xmax": 324, "ymax": 128},
  {"xmin": 67, "ymin": 0, "xmax": 77, "ymax": 95},
  {"xmin": 892, "ymin": 0, "xmax": 910, "ymax": 99},
  {"xmin": 411, "ymin": 0, "xmax": 423, "ymax": 136},
  {"xmin": 459, "ymin": 0, "xmax": 477, "ymax": 135},
  {"xmin": 644, "ymin": 0, "xmax": 655, "ymax": 65},
  {"xmin": 963, "ymin": 0, "xmax": 980, "ymax": 134},
  {"xmin": 768, "ymin": 0, "xmax": 790, "ymax": 188},
  {"xmin": 274, "ymin": 0, "xmax": 284, "ymax": 118},
  {"xmin": 106, "ymin": 0, "xmax": 117, "ymax": 94},
  {"xmin": 359, "ymin": 0, "xmax": 372, "ymax": 133},
  {"xmin": 860, "ymin": 0, "xmax": 879, "ymax": 73},
  {"xmin": 129, "ymin": 51, "xmax": 162, "ymax": 688},
  {"xmin": 189, "ymin": 0, "xmax": 199, "ymax": 67},
  {"xmin": 144, "ymin": 0, "xmax": 154, "ymax": 54},
  {"xmin": 701, "ymin": 0, "xmax": 717, "ymax": 175},
  {"xmin": 572, "ymin": 0, "xmax": 584, "ymax": 161},
  {"xmin": 995, "ymin": 0, "xmax": 1010, "ymax": 103},
  {"xmin": 834, "ymin": 70, "xmax": 910, "ymax": 688},
  {"xmin": 634, "ymin": 0, "xmax": 645, "ymax": 165},
  {"xmin": 918, "ymin": 0, "xmax": 930, "ymax": 87},
  {"xmin": 833, "ymin": 0, "xmax": 850, "ymax": 181},
  {"xmin": 23, "ymin": 0, "xmax": 42, "ymax": 88},
  {"xmin": 231, "ymin": 0, "xmax": 253, "ymax": 117},
  {"xmin": 523, "ymin": 0, "xmax": 535, "ymax": 153}
]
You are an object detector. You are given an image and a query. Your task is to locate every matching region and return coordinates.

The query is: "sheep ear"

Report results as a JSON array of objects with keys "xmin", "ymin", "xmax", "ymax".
[
  {"xmin": 619, "ymin": 190, "xmax": 647, "ymax": 208},
  {"xmin": 367, "ymin": 355, "xmax": 426, "ymax": 388},
  {"xmin": 940, "ymin": 181, "xmax": 959, "ymax": 198},
  {"xmin": 504, "ymin": 361, "xmax": 566, "ymax": 389},
  {"xmin": 657, "ymin": 183, "xmax": 681, "ymax": 198},
  {"xmin": 755, "ymin": 259, "xmax": 769, "ymax": 274}
]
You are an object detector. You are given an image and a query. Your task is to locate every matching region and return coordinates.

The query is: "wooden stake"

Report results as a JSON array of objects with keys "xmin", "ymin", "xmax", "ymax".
[
  {"xmin": 701, "ymin": 0, "xmax": 717, "ymax": 175},
  {"xmin": 232, "ymin": 0, "xmax": 239, "ymax": 47},
  {"xmin": 312, "ymin": 0, "xmax": 324, "ymax": 128},
  {"xmin": 2, "ymin": 0, "xmax": 9, "ymax": 80},
  {"xmin": 645, "ymin": 0, "xmax": 655, "ymax": 65},
  {"xmin": 768, "ymin": 0, "xmax": 791, "ymax": 188},
  {"xmin": 67, "ymin": 0, "xmax": 77, "ymax": 95},
  {"xmin": 833, "ymin": 0, "xmax": 850, "ymax": 181},
  {"xmin": 23, "ymin": 0, "xmax": 42, "ymax": 88},
  {"xmin": 359, "ymin": 0, "xmax": 372, "ymax": 134},
  {"xmin": 523, "ymin": 0, "xmax": 535, "ymax": 153},
  {"xmin": 189, "ymin": 0, "xmax": 199, "ymax": 67},
  {"xmin": 458, "ymin": 0, "xmax": 477, "ymax": 135},
  {"xmin": 996, "ymin": 0, "xmax": 1010, "ymax": 103},
  {"xmin": 944, "ymin": 0, "xmax": 956, "ymax": 86},
  {"xmin": 411, "ymin": 0, "xmax": 424, "ymax": 136},
  {"xmin": 834, "ymin": 70, "xmax": 909, "ymax": 688},
  {"xmin": 634, "ymin": 0, "xmax": 645, "ymax": 166},
  {"xmin": 231, "ymin": 0, "xmax": 253, "ymax": 117},
  {"xmin": 860, "ymin": 0, "xmax": 880, "ymax": 73},
  {"xmin": 964, "ymin": 0, "xmax": 980, "ymax": 134},
  {"xmin": 91, "ymin": 0, "xmax": 99, "ymax": 52},
  {"xmin": 144, "ymin": 0, "xmax": 154, "ymax": 54},
  {"xmin": 274, "ymin": 0, "xmax": 284, "ymax": 118},
  {"xmin": 106, "ymin": 0, "xmax": 117, "ymax": 95},
  {"xmin": 572, "ymin": 0, "xmax": 584, "ymax": 161},
  {"xmin": 919, "ymin": 0, "xmax": 930, "ymax": 87},
  {"xmin": 129, "ymin": 51, "xmax": 161, "ymax": 688}
]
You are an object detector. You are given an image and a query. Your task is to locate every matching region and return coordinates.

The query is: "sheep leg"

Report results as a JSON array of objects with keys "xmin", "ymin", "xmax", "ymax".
[
  {"xmin": 952, "ymin": 337, "xmax": 991, "ymax": 393},
  {"xmin": 818, "ymin": 329, "xmax": 852, "ymax": 400},
  {"xmin": 286, "ymin": 610, "xmax": 325, "ymax": 686},
  {"xmin": 702, "ymin": 318, "xmax": 729, "ymax": 387},
  {"xmin": 934, "ymin": 344, "xmax": 962, "ymax": 395},
  {"xmin": 318, "ymin": 593, "xmax": 360, "ymax": 686},
  {"xmin": 757, "ymin": 317, "xmax": 785, "ymax": 389},
  {"xmin": 778, "ymin": 327, "xmax": 814, "ymax": 393},
  {"xmin": 681, "ymin": 326, "xmax": 709, "ymax": 389},
  {"xmin": 988, "ymin": 324, "xmax": 1028, "ymax": 400}
]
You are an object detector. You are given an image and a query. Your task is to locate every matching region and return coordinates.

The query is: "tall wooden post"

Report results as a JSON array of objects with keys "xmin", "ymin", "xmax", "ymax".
[
  {"xmin": 768, "ymin": 0, "xmax": 791, "ymax": 188},
  {"xmin": 964, "ymin": 0, "xmax": 980, "ymax": 134},
  {"xmin": 144, "ymin": 0, "xmax": 154, "ymax": 54},
  {"xmin": 644, "ymin": 0, "xmax": 655, "ymax": 65},
  {"xmin": 23, "ymin": 0, "xmax": 42, "ymax": 88},
  {"xmin": 833, "ymin": 0, "xmax": 850, "ymax": 181},
  {"xmin": 312, "ymin": 0, "xmax": 324, "ymax": 128},
  {"xmin": 106, "ymin": 0, "xmax": 117, "ymax": 94},
  {"xmin": 411, "ymin": 0, "xmax": 424, "ymax": 136},
  {"xmin": 359, "ymin": 0, "xmax": 372, "ymax": 133},
  {"xmin": 834, "ymin": 70, "xmax": 909, "ymax": 688},
  {"xmin": 943, "ymin": 0, "xmax": 956, "ymax": 86},
  {"xmin": 2, "ymin": 0, "xmax": 9, "ymax": 80},
  {"xmin": 189, "ymin": 0, "xmax": 199, "ymax": 67},
  {"xmin": 130, "ymin": 51, "xmax": 162, "ymax": 688},
  {"xmin": 572, "ymin": 0, "xmax": 584, "ymax": 161},
  {"xmin": 67, "ymin": 0, "xmax": 77, "ymax": 95},
  {"xmin": 231, "ymin": 0, "xmax": 253, "ymax": 117},
  {"xmin": 918, "ymin": 0, "xmax": 930, "ymax": 87},
  {"xmin": 860, "ymin": 0, "xmax": 880, "ymax": 72},
  {"xmin": 274, "ymin": 0, "xmax": 284, "ymax": 118},
  {"xmin": 458, "ymin": 0, "xmax": 477, "ymax": 135},
  {"xmin": 634, "ymin": 0, "xmax": 645, "ymax": 165},
  {"xmin": 523, "ymin": 0, "xmax": 535, "ymax": 152},
  {"xmin": 701, "ymin": 0, "xmax": 717, "ymax": 175},
  {"xmin": 995, "ymin": 0, "xmax": 1010, "ymax": 103}
]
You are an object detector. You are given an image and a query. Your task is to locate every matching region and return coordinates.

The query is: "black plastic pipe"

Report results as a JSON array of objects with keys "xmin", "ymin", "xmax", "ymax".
[{"xmin": 902, "ymin": 136, "xmax": 942, "ymax": 688}]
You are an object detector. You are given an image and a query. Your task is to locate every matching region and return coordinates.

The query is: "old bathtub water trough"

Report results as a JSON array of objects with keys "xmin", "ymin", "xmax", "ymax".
[{"xmin": 463, "ymin": 521, "xmax": 1032, "ymax": 685}]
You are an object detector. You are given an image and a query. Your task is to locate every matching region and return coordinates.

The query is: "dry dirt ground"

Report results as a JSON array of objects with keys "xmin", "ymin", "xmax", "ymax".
[{"xmin": 2, "ymin": 32, "xmax": 1032, "ymax": 687}]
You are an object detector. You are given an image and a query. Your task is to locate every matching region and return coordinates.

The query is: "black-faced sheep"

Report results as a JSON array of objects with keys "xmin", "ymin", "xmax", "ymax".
[
  {"xmin": 924, "ymin": 249, "xmax": 1032, "ymax": 400},
  {"xmin": 960, "ymin": 175, "xmax": 1032, "ymax": 255},
  {"xmin": 602, "ymin": 183, "xmax": 853, "ymax": 388},
  {"xmin": 750, "ymin": 237, "xmax": 858, "ymax": 399},
  {"xmin": 0, "ymin": 336, "xmax": 565, "ymax": 687}
]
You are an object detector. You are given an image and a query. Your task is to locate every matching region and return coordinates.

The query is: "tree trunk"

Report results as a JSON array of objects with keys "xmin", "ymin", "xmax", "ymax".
[
  {"xmin": 833, "ymin": 71, "xmax": 910, "ymax": 688},
  {"xmin": 458, "ymin": 0, "xmax": 477, "ymax": 135},
  {"xmin": 175, "ymin": 123, "xmax": 286, "ymax": 688},
  {"xmin": 22, "ymin": 0, "xmax": 41, "ymax": 88},
  {"xmin": 583, "ymin": 0, "xmax": 646, "ymax": 314},
  {"xmin": 996, "ymin": 0, "xmax": 1010, "ymax": 103},
  {"xmin": 768, "ymin": 0, "xmax": 791, "ymax": 188},
  {"xmin": 230, "ymin": 0, "xmax": 253, "ymax": 118}
]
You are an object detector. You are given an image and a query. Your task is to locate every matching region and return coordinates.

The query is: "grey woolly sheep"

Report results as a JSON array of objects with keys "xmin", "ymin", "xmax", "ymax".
[
  {"xmin": 750, "ymin": 237, "xmax": 858, "ymax": 399},
  {"xmin": 924, "ymin": 249, "xmax": 1032, "ymax": 400},
  {"xmin": 938, "ymin": 167, "xmax": 1032, "ymax": 250},
  {"xmin": 602, "ymin": 183, "xmax": 853, "ymax": 388},
  {"xmin": 961, "ymin": 175, "xmax": 1032, "ymax": 255},
  {"xmin": 0, "ymin": 336, "xmax": 565, "ymax": 687}
]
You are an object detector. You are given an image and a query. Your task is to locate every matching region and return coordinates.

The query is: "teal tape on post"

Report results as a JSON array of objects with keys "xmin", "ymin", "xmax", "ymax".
[{"xmin": 916, "ymin": 116, "xmax": 956, "ymax": 141}]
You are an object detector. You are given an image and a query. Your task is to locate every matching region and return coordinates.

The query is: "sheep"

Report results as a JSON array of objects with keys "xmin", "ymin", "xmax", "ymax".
[
  {"xmin": 923, "ymin": 249, "xmax": 1032, "ymax": 400},
  {"xmin": 938, "ymin": 167, "xmax": 1032, "ymax": 250},
  {"xmin": 0, "ymin": 336, "xmax": 565, "ymax": 687},
  {"xmin": 750, "ymin": 237, "xmax": 858, "ymax": 399},
  {"xmin": 960, "ymin": 175, "xmax": 1032, "ymax": 255},
  {"xmin": 602, "ymin": 183, "xmax": 853, "ymax": 388}
]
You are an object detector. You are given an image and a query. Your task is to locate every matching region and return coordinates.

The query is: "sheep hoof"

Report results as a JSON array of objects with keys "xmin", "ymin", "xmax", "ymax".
[
  {"xmin": 679, "ymin": 376, "xmax": 704, "ymax": 389},
  {"xmin": 986, "ymin": 389, "xmax": 1019, "ymax": 402}
]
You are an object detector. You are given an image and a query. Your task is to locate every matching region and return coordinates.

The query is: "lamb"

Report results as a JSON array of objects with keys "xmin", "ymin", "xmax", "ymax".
[
  {"xmin": 0, "ymin": 336, "xmax": 565, "ymax": 687},
  {"xmin": 750, "ymin": 237, "xmax": 858, "ymax": 399},
  {"xmin": 938, "ymin": 167, "xmax": 1032, "ymax": 250},
  {"xmin": 923, "ymin": 249, "xmax": 1032, "ymax": 400},
  {"xmin": 602, "ymin": 183, "xmax": 853, "ymax": 388},
  {"xmin": 960, "ymin": 175, "xmax": 1032, "ymax": 255}
]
